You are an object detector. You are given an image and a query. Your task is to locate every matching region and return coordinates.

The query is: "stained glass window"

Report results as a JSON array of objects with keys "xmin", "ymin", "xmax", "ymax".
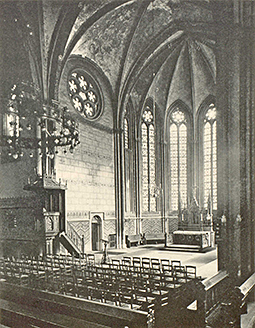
[
  {"xmin": 141, "ymin": 106, "xmax": 156, "ymax": 212},
  {"xmin": 124, "ymin": 112, "xmax": 133, "ymax": 213},
  {"xmin": 203, "ymin": 104, "xmax": 217, "ymax": 210},
  {"xmin": 169, "ymin": 109, "xmax": 187, "ymax": 211},
  {"xmin": 68, "ymin": 70, "xmax": 102, "ymax": 120},
  {"xmin": 124, "ymin": 118, "xmax": 129, "ymax": 149}
]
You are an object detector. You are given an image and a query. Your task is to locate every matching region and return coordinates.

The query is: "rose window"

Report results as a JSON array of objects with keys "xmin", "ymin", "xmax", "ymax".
[
  {"xmin": 68, "ymin": 71, "xmax": 102, "ymax": 120},
  {"xmin": 171, "ymin": 109, "xmax": 185, "ymax": 124},
  {"xmin": 205, "ymin": 104, "xmax": 216, "ymax": 121},
  {"xmin": 142, "ymin": 109, "xmax": 153, "ymax": 123}
]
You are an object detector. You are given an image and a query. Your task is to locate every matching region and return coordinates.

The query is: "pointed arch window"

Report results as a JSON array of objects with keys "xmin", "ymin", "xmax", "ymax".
[
  {"xmin": 203, "ymin": 103, "xmax": 217, "ymax": 210},
  {"xmin": 169, "ymin": 109, "xmax": 187, "ymax": 211},
  {"xmin": 124, "ymin": 118, "xmax": 129, "ymax": 150},
  {"xmin": 124, "ymin": 115, "xmax": 131, "ymax": 212},
  {"xmin": 141, "ymin": 106, "xmax": 156, "ymax": 212}
]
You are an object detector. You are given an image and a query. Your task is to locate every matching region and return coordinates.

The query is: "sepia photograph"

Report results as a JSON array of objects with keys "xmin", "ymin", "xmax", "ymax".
[{"xmin": 0, "ymin": 0, "xmax": 254, "ymax": 327}]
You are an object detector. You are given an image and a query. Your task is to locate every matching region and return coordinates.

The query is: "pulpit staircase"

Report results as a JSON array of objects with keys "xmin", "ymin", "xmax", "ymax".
[
  {"xmin": 24, "ymin": 174, "xmax": 85, "ymax": 257},
  {"xmin": 43, "ymin": 209, "xmax": 84, "ymax": 257},
  {"xmin": 59, "ymin": 221, "xmax": 84, "ymax": 257}
]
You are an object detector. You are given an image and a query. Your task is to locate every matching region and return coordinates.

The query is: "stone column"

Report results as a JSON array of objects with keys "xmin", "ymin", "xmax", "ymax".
[
  {"xmin": 114, "ymin": 130, "xmax": 124, "ymax": 248},
  {"xmin": 161, "ymin": 135, "xmax": 168, "ymax": 234},
  {"xmin": 214, "ymin": 29, "xmax": 230, "ymax": 268},
  {"xmin": 134, "ymin": 116, "xmax": 141, "ymax": 235},
  {"xmin": 214, "ymin": 7, "xmax": 241, "ymax": 274},
  {"xmin": 214, "ymin": 2, "xmax": 255, "ymax": 278}
]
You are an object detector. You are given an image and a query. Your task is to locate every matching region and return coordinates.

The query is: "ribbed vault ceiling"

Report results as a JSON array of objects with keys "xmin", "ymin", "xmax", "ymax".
[
  {"xmin": 67, "ymin": 0, "xmax": 216, "ymax": 119},
  {"xmin": 0, "ymin": 0, "xmax": 217, "ymax": 121}
]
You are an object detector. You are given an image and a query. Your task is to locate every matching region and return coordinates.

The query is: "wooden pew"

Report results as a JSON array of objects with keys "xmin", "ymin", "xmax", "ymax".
[
  {"xmin": 239, "ymin": 272, "xmax": 255, "ymax": 303},
  {"xmin": 0, "ymin": 280, "xmax": 149, "ymax": 328},
  {"xmin": 202, "ymin": 270, "xmax": 230, "ymax": 322},
  {"xmin": 144, "ymin": 233, "xmax": 165, "ymax": 244},
  {"xmin": 126, "ymin": 234, "xmax": 141, "ymax": 247},
  {"xmin": 220, "ymin": 272, "xmax": 255, "ymax": 328}
]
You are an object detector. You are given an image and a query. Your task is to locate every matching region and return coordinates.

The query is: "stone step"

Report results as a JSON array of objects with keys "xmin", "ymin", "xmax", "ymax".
[{"xmin": 166, "ymin": 244, "xmax": 201, "ymax": 252}]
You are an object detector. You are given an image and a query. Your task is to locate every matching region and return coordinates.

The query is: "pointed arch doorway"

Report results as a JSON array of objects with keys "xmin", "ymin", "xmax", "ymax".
[{"xmin": 90, "ymin": 213, "xmax": 103, "ymax": 251}]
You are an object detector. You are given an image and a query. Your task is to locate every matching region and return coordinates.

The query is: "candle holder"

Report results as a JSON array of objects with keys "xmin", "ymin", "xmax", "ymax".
[{"xmin": 0, "ymin": 82, "xmax": 80, "ymax": 161}]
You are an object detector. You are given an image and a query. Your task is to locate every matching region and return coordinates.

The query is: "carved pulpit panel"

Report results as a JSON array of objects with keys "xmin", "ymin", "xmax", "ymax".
[{"xmin": 44, "ymin": 212, "xmax": 60, "ymax": 236}]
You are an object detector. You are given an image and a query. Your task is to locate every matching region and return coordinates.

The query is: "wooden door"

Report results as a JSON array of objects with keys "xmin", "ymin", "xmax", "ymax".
[{"xmin": 92, "ymin": 223, "xmax": 99, "ymax": 251}]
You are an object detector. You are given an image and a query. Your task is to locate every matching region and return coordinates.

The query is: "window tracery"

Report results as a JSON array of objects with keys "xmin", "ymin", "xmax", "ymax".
[
  {"xmin": 141, "ymin": 106, "xmax": 156, "ymax": 212},
  {"xmin": 169, "ymin": 108, "xmax": 187, "ymax": 211},
  {"xmin": 124, "ymin": 118, "xmax": 129, "ymax": 149},
  {"xmin": 203, "ymin": 103, "xmax": 217, "ymax": 210},
  {"xmin": 68, "ymin": 70, "xmax": 102, "ymax": 120}
]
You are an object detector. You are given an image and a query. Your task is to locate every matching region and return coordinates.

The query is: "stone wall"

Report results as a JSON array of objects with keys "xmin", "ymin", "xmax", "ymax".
[
  {"xmin": 56, "ymin": 56, "xmax": 116, "ymax": 247},
  {"xmin": 56, "ymin": 125, "xmax": 115, "ymax": 215}
]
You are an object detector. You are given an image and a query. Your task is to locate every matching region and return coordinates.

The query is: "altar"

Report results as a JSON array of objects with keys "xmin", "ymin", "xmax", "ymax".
[
  {"xmin": 169, "ymin": 188, "xmax": 215, "ymax": 251},
  {"xmin": 173, "ymin": 230, "xmax": 215, "ymax": 250}
]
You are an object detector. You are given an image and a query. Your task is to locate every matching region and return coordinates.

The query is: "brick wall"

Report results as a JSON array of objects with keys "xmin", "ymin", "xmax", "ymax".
[{"xmin": 104, "ymin": 219, "xmax": 116, "ymax": 239}]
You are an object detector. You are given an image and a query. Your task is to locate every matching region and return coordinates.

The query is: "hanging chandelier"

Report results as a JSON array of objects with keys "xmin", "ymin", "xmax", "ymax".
[{"xmin": 0, "ymin": 81, "xmax": 80, "ymax": 160}]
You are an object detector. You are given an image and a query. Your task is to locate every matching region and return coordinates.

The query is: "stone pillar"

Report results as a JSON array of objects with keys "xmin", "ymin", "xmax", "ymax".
[
  {"xmin": 214, "ymin": 6, "xmax": 242, "ymax": 274},
  {"xmin": 250, "ymin": 19, "xmax": 255, "ymax": 275},
  {"xmin": 114, "ymin": 131, "xmax": 122, "ymax": 248},
  {"xmin": 161, "ymin": 136, "xmax": 168, "ymax": 234},
  {"xmin": 134, "ymin": 117, "xmax": 141, "ymax": 235},
  {"xmin": 215, "ymin": 22, "xmax": 231, "ymax": 271},
  {"xmin": 217, "ymin": 215, "xmax": 227, "ymax": 271},
  {"xmin": 214, "ymin": 2, "xmax": 255, "ymax": 278},
  {"xmin": 239, "ymin": 25, "xmax": 253, "ymax": 277},
  {"xmin": 115, "ymin": 125, "xmax": 128, "ymax": 249}
]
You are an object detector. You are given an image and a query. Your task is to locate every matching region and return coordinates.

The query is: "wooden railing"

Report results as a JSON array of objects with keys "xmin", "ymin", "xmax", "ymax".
[
  {"xmin": 202, "ymin": 270, "xmax": 230, "ymax": 314},
  {"xmin": 220, "ymin": 272, "xmax": 255, "ymax": 327},
  {"xmin": 239, "ymin": 272, "xmax": 255, "ymax": 301},
  {"xmin": 66, "ymin": 221, "xmax": 84, "ymax": 253}
]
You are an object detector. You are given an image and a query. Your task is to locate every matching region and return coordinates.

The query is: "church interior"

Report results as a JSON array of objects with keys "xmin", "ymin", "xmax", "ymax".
[{"xmin": 0, "ymin": 0, "xmax": 255, "ymax": 327}]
